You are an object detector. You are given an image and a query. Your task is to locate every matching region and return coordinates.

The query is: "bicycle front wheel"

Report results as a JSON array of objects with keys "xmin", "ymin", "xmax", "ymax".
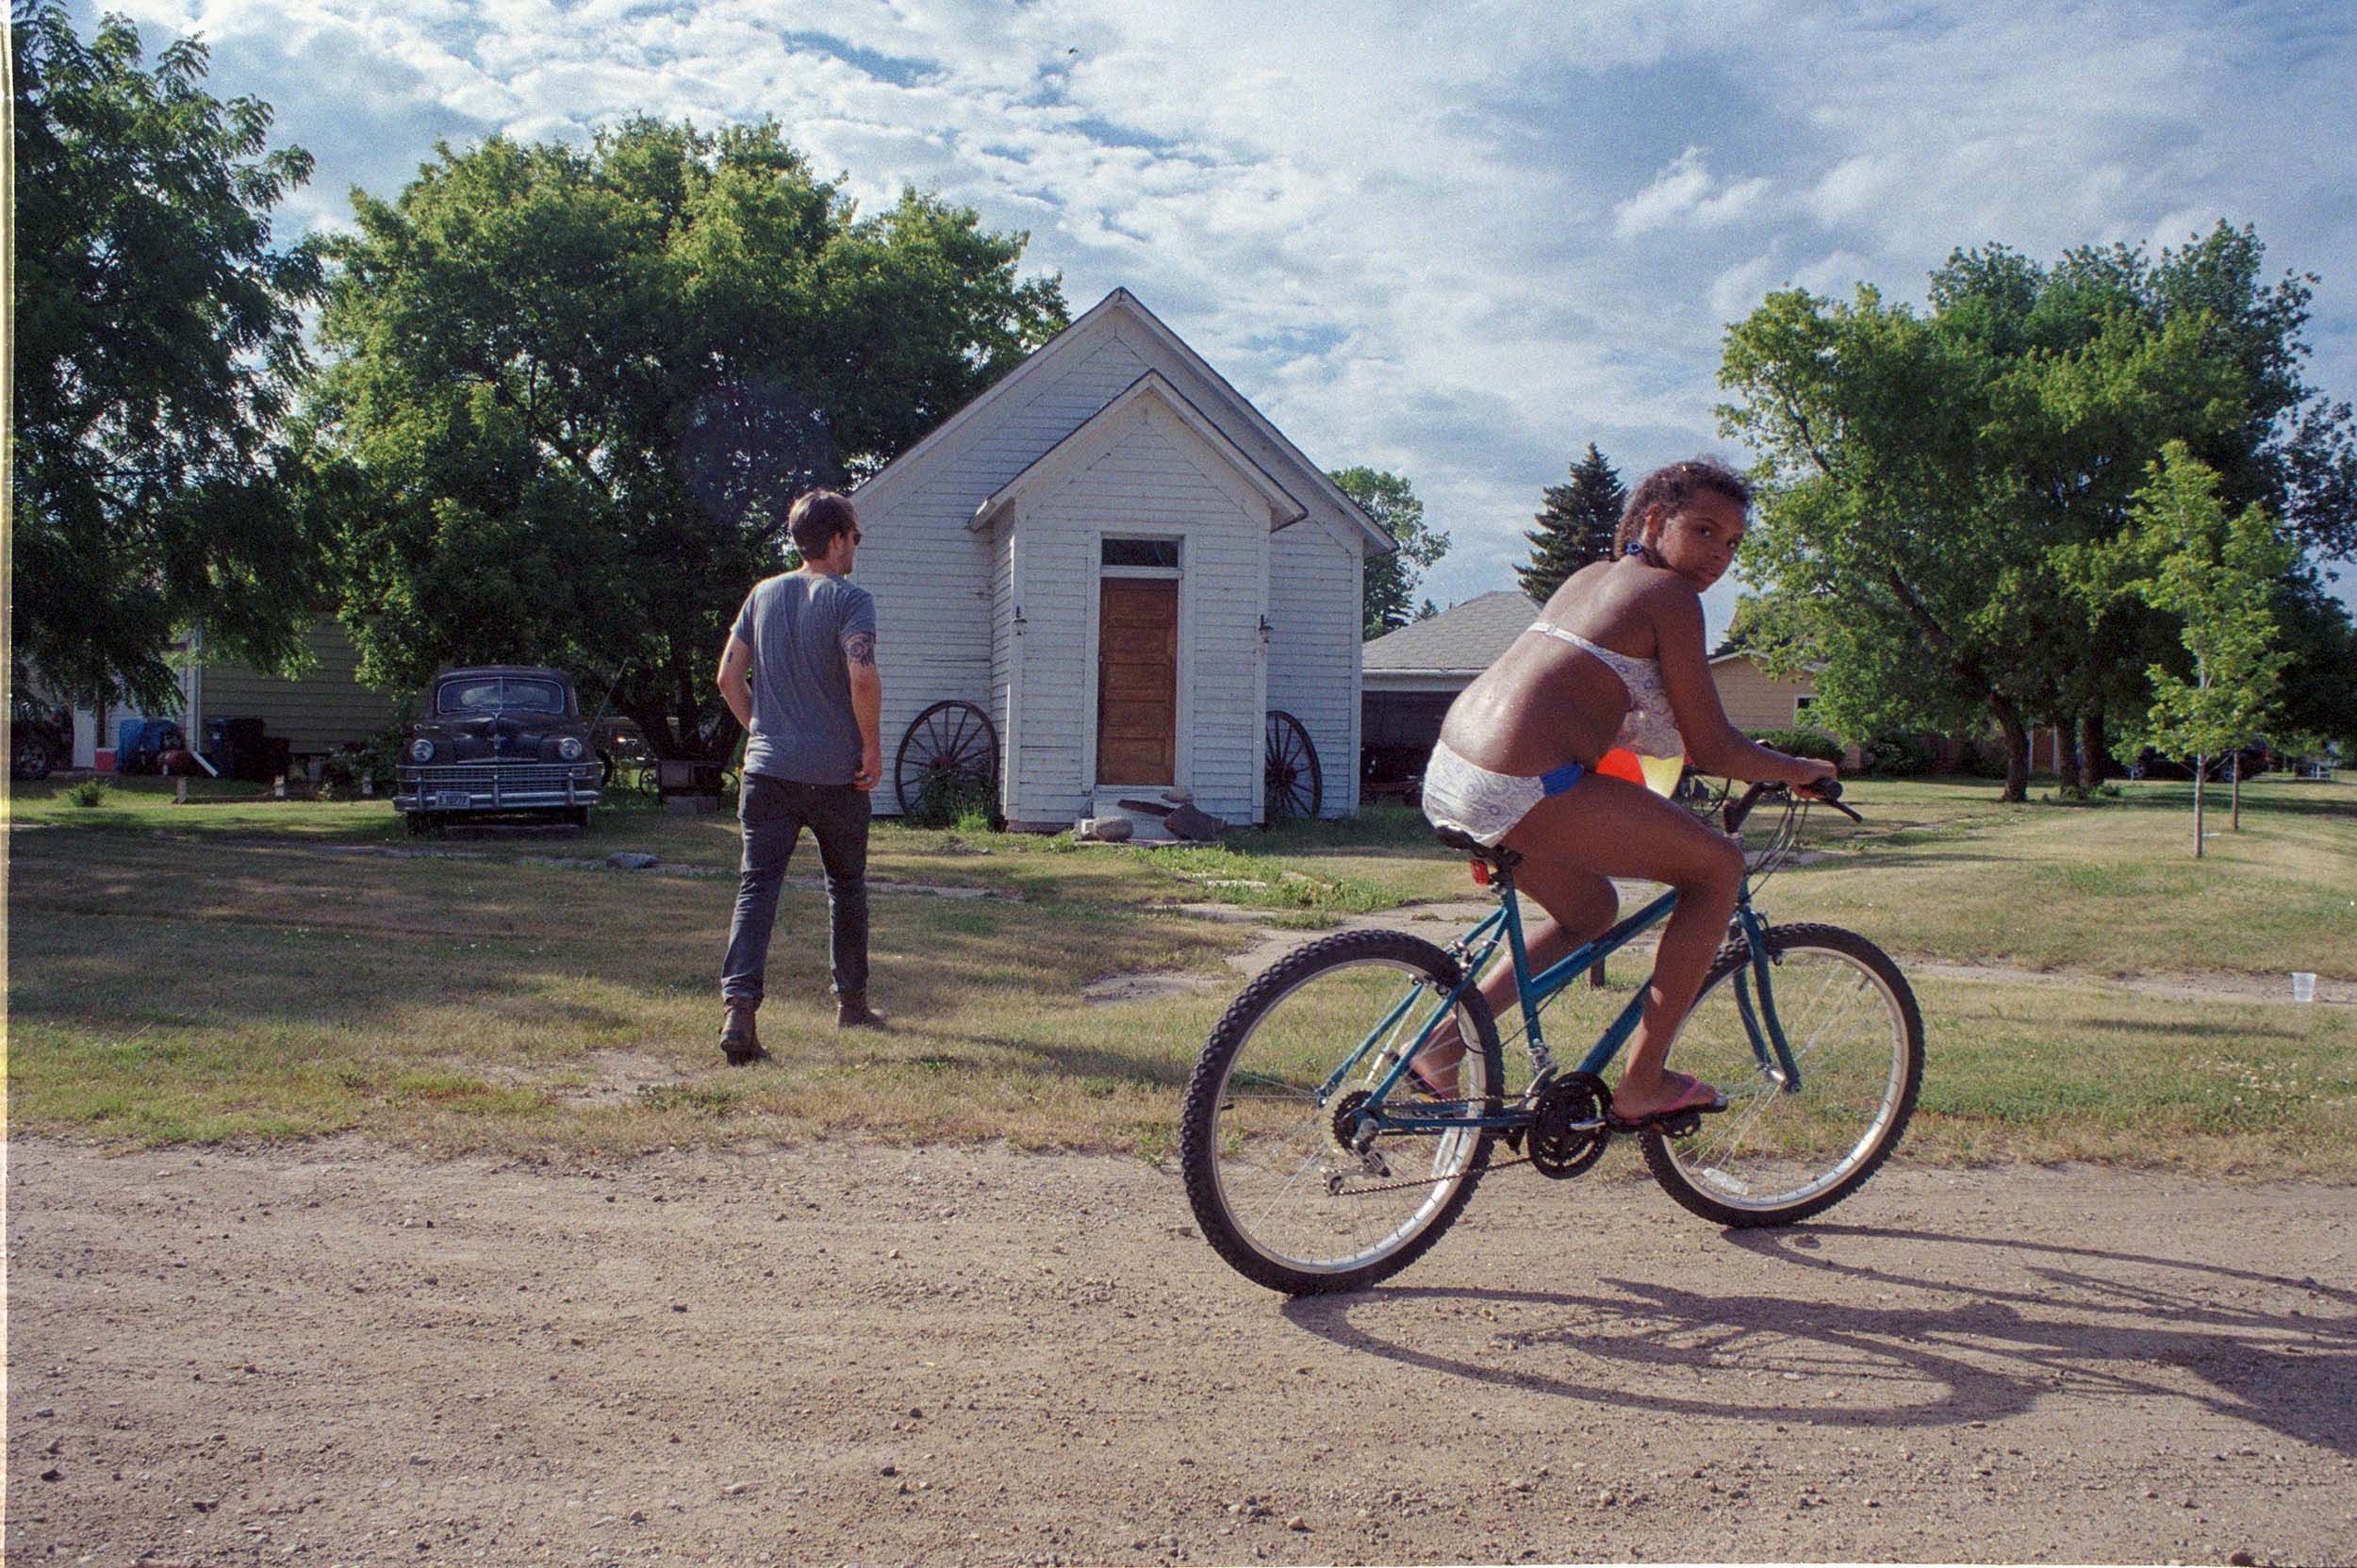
[
  {"xmin": 1179, "ymin": 930, "xmax": 1504, "ymax": 1296},
  {"xmin": 1642, "ymin": 923, "xmax": 1923, "ymax": 1227}
]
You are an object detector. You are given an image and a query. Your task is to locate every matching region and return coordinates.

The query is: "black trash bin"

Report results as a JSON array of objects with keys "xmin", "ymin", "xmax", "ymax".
[{"xmin": 204, "ymin": 716, "xmax": 270, "ymax": 781}]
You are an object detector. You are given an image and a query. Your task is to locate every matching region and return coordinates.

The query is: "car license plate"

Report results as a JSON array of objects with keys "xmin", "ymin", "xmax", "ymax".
[{"xmin": 433, "ymin": 790, "xmax": 472, "ymax": 810}]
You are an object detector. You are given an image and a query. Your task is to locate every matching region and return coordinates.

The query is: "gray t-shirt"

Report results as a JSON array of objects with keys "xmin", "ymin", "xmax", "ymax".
[{"xmin": 730, "ymin": 571, "xmax": 877, "ymax": 785}]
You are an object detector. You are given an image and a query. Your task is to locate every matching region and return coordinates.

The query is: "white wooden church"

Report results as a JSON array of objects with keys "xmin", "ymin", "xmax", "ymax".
[{"xmin": 853, "ymin": 288, "xmax": 1391, "ymax": 831}]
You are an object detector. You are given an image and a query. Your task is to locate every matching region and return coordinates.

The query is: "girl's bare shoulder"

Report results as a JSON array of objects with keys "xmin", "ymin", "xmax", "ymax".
[{"xmin": 1537, "ymin": 560, "xmax": 1619, "ymax": 618}]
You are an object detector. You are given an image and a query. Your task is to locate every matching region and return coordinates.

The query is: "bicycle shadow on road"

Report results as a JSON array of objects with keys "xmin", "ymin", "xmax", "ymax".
[{"xmin": 1278, "ymin": 1224, "xmax": 2354, "ymax": 1456}]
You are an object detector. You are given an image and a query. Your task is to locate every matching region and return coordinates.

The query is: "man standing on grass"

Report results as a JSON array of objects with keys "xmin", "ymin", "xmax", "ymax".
[{"xmin": 715, "ymin": 489, "xmax": 886, "ymax": 1066}]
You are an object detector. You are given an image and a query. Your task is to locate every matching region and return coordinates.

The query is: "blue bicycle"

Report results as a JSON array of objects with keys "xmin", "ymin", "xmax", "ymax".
[{"xmin": 1179, "ymin": 782, "xmax": 1925, "ymax": 1296}]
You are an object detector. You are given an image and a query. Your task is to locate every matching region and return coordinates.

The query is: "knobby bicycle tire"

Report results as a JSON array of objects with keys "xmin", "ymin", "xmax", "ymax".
[
  {"xmin": 1180, "ymin": 930, "xmax": 1504, "ymax": 1295},
  {"xmin": 1640, "ymin": 922, "xmax": 1923, "ymax": 1227}
]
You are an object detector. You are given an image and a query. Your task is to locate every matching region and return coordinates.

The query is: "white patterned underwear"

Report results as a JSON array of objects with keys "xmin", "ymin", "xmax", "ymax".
[{"xmin": 1420, "ymin": 740, "xmax": 1587, "ymax": 847}]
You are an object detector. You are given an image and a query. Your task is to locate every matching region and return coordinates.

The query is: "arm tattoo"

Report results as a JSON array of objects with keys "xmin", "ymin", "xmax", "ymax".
[{"xmin": 843, "ymin": 631, "xmax": 877, "ymax": 668}]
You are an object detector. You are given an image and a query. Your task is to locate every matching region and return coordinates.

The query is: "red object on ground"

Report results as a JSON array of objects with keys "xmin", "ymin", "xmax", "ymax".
[
  {"xmin": 1596, "ymin": 748, "xmax": 1645, "ymax": 784},
  {"xmin": 92, "ymin": 750, "xmax": 117, "ymax": 773},
  {"xmin": 158, "ymin": 749, "xmax": 202, "ymax": 776}
]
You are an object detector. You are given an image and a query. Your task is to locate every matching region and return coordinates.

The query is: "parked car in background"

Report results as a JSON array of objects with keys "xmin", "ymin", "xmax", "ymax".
[
  {"xmin": 396, "ymin": 666, "xmax": 601, "ymax": 832},
  {"xmin": 11, "ymin": 697, "xmax": 72, "ymax": 780}
]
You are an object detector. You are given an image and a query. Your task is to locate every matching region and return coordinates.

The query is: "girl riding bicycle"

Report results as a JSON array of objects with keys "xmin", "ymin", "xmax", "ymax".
[{"xmin": 1419, "ymin": 457, "xmax": 1836, "ymax": 1127}]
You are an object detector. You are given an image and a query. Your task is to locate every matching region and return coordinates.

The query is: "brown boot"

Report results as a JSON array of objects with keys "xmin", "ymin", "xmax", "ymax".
[
  {"xmin": 719, "ymin": 1000, "xmax": 767, "ymax": 1065},
  {"xmin": 834, "ymin": 991, "xmax": 885, "ymax": 1030}
]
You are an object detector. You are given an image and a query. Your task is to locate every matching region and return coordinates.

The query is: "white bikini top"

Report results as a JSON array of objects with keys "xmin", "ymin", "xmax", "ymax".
[{"xmin": 1528, "ymin": 620, "xmax": 1684, "ymax": 758}]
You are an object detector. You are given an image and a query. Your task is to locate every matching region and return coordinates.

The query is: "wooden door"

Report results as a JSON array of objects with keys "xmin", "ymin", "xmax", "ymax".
[{"xmin": 1096, "ymin": 579, "xmax": 1178, "ymax": 785}]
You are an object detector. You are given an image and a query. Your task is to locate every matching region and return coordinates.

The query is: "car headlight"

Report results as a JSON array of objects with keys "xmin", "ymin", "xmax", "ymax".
[
  {"xmin": 408, "ymin": 738, "xmax": 436, "ymax": 763},
  {"xmin": 558, "ymin": 736, "xmax": 585, "ymax": 761}
]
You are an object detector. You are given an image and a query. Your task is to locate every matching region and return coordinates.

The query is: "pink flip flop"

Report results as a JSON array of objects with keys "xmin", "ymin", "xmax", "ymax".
[{"xmin": 1606, "ymin": 1071, "xmax": 1728, "ymax": 1131}]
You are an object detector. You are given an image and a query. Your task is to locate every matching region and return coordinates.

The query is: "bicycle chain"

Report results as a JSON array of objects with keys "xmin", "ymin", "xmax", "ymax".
[
  {"xmin": 1329, "ymin": 1070, "xmax": 1614, "ymax": 1196},
  {"xmin": 1330, "ymin": 1150, "xmax": 1534, "ymax": 1197}
]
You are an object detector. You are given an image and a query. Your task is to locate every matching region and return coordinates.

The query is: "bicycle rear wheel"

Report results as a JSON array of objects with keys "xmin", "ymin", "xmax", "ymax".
[
  {"xmin": 1641, "ymin": 923, "xmax": 1922, "ymax": 1227},
  {"xmin": 1180, "ymin": 930, "xmax": 1504, "ymax": 1296}
]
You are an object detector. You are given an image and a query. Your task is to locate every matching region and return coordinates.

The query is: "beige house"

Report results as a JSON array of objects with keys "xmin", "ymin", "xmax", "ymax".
[
  {"xmin": 1707, "ymin": 650, "xmax": 1831, "ymax": 734},
  {"xmin": 69, "ymin": 617, "xmax": 399, "ymax": 772}
]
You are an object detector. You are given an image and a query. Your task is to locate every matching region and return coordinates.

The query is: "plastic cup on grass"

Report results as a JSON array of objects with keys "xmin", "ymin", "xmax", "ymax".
[{"xmin": 2291, "ymin": 971, "xmax": 2316, "ymax": 1003}]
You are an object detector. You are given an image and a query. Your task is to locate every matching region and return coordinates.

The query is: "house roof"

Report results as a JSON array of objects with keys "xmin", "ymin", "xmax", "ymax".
[
  {"xmin": 853, "ymin": 287, "xmax": 1394, "ymax": 555},
  {"xmin": 969, "ymin": 371, "xmax": 1306, "ymax": 530},
  {"xmin": 1361, "ymin": 590, "xmax": 1540, "ymax": 674}
]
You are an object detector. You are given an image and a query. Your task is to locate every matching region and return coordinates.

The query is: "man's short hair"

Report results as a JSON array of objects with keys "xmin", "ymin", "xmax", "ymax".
[{"xmin": 787, "ymin": 490, "xmax": 858, "ymax": 560}]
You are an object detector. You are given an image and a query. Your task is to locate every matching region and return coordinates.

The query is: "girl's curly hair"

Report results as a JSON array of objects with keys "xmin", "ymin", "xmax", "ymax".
[{"xmin": 1615, "ymin": 456, "xmax": 1753, "ymax": 554}]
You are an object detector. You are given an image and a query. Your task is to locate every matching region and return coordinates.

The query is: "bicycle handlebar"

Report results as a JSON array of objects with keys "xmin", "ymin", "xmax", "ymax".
[{"xmin": 1723, "ymin": 778, "xmax": 1862, "ymax": 834}]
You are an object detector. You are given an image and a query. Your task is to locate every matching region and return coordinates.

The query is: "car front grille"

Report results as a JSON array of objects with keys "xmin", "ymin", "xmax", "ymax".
[
  {"xmin": 398, "ymin": 763, "xmax": 599, "ymax": 811},
  {"xmin": 415, "ymin": 764, "xmax": 576, "ymax": 790}
]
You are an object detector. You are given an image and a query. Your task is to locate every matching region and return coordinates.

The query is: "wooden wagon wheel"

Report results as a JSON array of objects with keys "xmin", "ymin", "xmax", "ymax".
[
  {"xmin": 894, "ymin": 700, "xmax": 1000, "ymax": 820},
  {"xmin": 1263, "ymin": 709, "xmax": 1323, "ymax": 822}
]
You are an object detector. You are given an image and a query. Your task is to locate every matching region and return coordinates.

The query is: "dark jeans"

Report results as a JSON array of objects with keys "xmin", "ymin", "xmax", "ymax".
[{"xmin": 722, "ymin": 774, "xmax": 870, "ymax": 1003}]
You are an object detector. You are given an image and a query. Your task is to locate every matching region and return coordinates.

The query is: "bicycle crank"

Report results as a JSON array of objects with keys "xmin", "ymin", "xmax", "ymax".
[{"xmin": 1527, "ymin": 1071, "xmax": 1610, "ymax": 1179}]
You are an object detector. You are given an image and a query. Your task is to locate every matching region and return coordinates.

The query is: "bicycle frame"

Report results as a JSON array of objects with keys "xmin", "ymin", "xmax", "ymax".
[{"xmin": 1344, "ymin": 845, "xmax": 1803, "ymax": 1137}]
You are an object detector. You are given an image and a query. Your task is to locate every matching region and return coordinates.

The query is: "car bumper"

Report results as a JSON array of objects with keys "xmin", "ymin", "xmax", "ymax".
[{"xmin": 396, "ymin": 764, "xmax": 602, "ymax": 813}]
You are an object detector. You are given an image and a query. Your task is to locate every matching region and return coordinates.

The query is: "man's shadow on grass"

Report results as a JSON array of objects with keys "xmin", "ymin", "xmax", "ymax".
[{"xmin": 1279, "ymin": 1225, "xmax": 2355, "ymax": 1457}]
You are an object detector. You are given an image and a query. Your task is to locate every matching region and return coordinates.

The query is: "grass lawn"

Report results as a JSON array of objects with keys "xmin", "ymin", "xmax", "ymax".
[{"xmin": 7, "ymin": 771, "xmax": 2353, "ymax": 1176}]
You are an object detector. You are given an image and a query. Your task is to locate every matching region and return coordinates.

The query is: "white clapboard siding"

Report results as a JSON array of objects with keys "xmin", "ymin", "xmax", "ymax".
[
  {"xmin": 987, "ymin": 519, "xmax": 1017, "ymax": 803},
  {"xmin": 852, "ymin": 289, "xmax": 1380, "ymax": 822},
  {"xmin": 1265, "ymin": 513, "xmax": 1364, "ymax": 817},
  {"xmin": 1009, "ymin": 407, "xmax": 1269, "ymax": 825},
  {"xmin": 856, "ymin": 317, "xmax": 1156, "ymax": 809}
]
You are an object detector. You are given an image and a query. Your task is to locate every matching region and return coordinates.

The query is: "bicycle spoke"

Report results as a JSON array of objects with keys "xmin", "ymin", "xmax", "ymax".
[
  {"xmin": 1644, "ymin": 928, "xmax": 1921, "ymax": 1224},
  {"xmin": 1181, "ymin": 933, "xmax": 1500, "ymax": 1292}
]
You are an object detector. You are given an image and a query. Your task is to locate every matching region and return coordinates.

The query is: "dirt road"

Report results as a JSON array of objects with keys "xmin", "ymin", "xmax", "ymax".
[{"xmin": 7, "ymin": 1137, "xmax": 2353, "ymax": 1567}]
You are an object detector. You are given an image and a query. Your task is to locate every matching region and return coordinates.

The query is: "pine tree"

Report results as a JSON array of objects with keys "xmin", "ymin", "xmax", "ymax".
[{"xmin": 1517, "ymin": 444, "xmax": 1626, "ymax": 603}]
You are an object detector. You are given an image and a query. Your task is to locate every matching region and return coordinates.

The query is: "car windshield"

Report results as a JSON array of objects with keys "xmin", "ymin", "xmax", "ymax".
[{"xmin": 437, "ymin": 678, "xmax": 566, "ymax": 716}]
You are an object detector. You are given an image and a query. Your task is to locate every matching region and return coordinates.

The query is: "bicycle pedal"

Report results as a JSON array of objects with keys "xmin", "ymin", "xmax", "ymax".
[{"xmin": 1661, "ymin": 1111, "xmax": 1704, "ymax": 1138}]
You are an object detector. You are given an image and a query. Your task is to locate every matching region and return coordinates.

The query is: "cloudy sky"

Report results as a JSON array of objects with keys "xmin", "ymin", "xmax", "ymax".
[{"xmin": 72, "ymin": 0, "xmax": 2357, "ymax": 638}]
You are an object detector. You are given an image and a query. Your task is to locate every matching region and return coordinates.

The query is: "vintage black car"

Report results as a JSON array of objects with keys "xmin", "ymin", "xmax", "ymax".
[{"xmin": 397, "ymin": 666, "xmax": 601, "ymax": 832}]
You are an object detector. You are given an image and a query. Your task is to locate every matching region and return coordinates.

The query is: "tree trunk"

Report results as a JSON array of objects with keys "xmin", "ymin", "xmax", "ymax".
[
  {"xmin": 2193, "ymin": 756, "xmax": 2205, "ymax": 858},
  {"xmin": 2078, "ymin": 703, "xmax": 2108, "ymax": 787},
  {"xmin": 2232, "ymin": 751, "xmax": 2243, "ymax": 829},
  {"xmin": 2054, "ymin": 721, "xmax": 2083, "ymax": 795},
  {"xmin": 1989, "ymin": 696, "xmax": 2030, "ymax": 802}
]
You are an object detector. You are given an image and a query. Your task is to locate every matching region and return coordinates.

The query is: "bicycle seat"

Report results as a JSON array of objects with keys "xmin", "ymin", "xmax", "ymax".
[{"xmin": 1432, "ymin": 825, "xmax": 1524, "ymax": 871}]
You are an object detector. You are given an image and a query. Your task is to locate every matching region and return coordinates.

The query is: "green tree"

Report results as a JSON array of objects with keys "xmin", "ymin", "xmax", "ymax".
[
  {"xmin": 2113, "ymin": 444, "xmax": 2295, "ymax": 851},
  {"xmin": 1955, "ymin": 229, "xmax": 2352, "ymax": 788},
  {"xmin": 1720, "ymin": 224, "xmax": 2352, "ymax": 801},
  {"xmin": 2269, "ymin": 575, "xmax": 2357, "ymax": 755},
  {"xmin": 9, "ymin": 5, "xmax": 326, "ymax": 710},
  {"xmin": 1713, "ymin": 593, "xmax": 1813, "ymax": 665},
  {"xmin": 1331, "ymin": 467, "xmax": 1448, "ymax": 639},
  {"xmin": 311, "ymin": 118, "xmax": 1067, "ymax": 758},
  {"xmin": 1516, "ymin": 443, "xmax": 1624, "ymax": 602},
  {"xmin": 1720, "ymin": 284, "xmax": 2042, "ymax": 797}
]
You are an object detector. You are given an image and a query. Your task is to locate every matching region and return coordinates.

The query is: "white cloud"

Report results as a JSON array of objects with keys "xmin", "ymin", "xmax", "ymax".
[
  {"xmin": 1708, "ymin": 253, "xmax": 1781, "ymax": 322},
  {"xmin": 1614, "ymin": 148, "xmax": 1774, "ymax": 238}
]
